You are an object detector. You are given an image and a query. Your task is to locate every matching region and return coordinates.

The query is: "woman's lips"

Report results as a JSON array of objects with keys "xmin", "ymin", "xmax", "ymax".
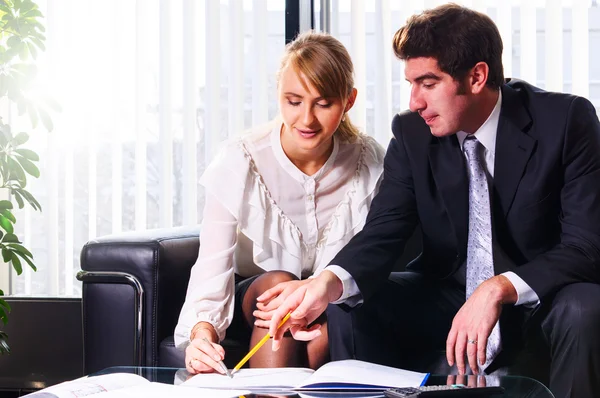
[{"xmin": 296, "ymin": 128, "xmax": 319, "ymax": 138}]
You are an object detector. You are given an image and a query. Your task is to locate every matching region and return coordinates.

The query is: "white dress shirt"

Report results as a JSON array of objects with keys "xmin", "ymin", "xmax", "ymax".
[
  {"xmin": 332, "ymin": 92, "xmax": 540, "ymax": 308},
  {"xmin": 174, "ymin": 120, "xmax": 385, "ymax": 348}
]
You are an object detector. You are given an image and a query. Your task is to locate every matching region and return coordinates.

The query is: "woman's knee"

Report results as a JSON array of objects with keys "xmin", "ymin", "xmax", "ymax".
[{"xmin": 254, "ymin": 270, "xmax": 299, "ymax": 290}]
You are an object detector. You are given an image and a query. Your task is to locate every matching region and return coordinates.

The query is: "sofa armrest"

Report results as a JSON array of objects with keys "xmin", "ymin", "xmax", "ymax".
[{"xmin": 78, "ymin": 226, "xmax": 200, "ymax": 374}]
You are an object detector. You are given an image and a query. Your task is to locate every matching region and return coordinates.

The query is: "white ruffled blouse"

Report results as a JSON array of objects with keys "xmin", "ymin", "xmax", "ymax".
[{"xmin": 174, "ymin": 120, "xmax": 385, "ymax": 348}]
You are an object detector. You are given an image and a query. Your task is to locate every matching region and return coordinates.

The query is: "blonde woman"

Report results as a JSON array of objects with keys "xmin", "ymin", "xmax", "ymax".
[{"xmin": 174, "ymin": 32, "xmax": 385, "ymax": 374}]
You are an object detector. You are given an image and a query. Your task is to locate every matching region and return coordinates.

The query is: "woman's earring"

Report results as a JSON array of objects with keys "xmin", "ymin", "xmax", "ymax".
[{"xmin": 342, "ymin": 113, "xmax": 346, "ymax": 122}]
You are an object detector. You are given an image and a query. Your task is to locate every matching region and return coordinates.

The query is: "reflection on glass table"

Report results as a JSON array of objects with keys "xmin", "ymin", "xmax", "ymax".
[{"xmin": 92, "ymin": 366, "xmax": 554, "ymax": 398}]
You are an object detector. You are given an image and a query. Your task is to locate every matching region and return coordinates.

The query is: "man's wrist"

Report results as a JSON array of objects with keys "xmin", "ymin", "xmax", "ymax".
[
  {"xmin": 319, "ymin": 269, "xmax": 343, "ymax": 302},
  {"xmin": 490, "ymin": 275, "xmax": 518, "ymax": 305}
]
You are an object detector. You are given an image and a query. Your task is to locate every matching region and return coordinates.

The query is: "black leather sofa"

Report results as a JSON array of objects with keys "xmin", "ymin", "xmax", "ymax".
[
  {"xmin": 78, "ymin": 226, "xmax": 549, "ymax": 387},
  {"xmin": 78, "ymin": 226, "xmax": 246, "ymax": 375}
]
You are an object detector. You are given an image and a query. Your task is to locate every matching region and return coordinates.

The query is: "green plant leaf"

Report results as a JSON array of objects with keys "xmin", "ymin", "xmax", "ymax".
[
  {"xmin": 0, "ymin": 76, "xmax": 8, "ymax": 97},
  {"xmin": 38, "ymin": 107, "xmax": 53, "ymax": 132},
  {"xmin": 0, "ymin": 305, "xmax": 7, "ymax": 325},
  {"xmin": 15, "ymin": 148, "xmax": 38, "ymax": 161},
  {"xmin": 8, "ymin": 243, "xmax": 32, "ymax": 258},
  {"xmin": 26, "ymin": 41, "xmax": 37, "ymax": 59},
  {"xmin": 0, "ymin": 215, "xmax": 13, "ymax": 234},
  {"xmin": 18, "ymin": 41, "xmax": 28, "ymax": 61},
  {"xmin": 12, "ymin": 190, "xmax": 24, "ymax": 209},
  {"xmin": 30, "ymin": 36, "xmax": 45, "ymax": 51},
  {"xmin": 10, "ymin": 253, "xmax": 22, "ymax": 275},
  {"xmin": 2, "ymin": 233, "xmax": 19, "ymax": 243},
  {"xmin": 12, "ymin": 248, "xmax": 35, "ymax": 271},
  {"xmin": 43, "ymin": 97, "xmax": 61, "ymax": 112},
  {"xmin": 0, "ymin": 201, "xmax": 12, "ymax": 210},
  {"xmin": 16, "ymin": 189, "xmax": 40, "ymax": 211},
  {"xmin": 15, "ymin": 155, "xmax": 39, "ymax": 178},
  {"xmin": 12, "ymin": 131, "xmax": 29, "ymax": 145},
  {"xmin": 6, "ymin": 35, "xmax": 20, "ymax": 48},
  {"xmin": 0, "ymin": 330, "xmax": 9, "ymax": 354},
  {"xmin": 23, "ymin": 9, "xmax": 42, "ymax": 18},
  {"xmin": 1, "ymin": 248, "xmax": 11, "ymax": 263},
  {"xmin": 0, "ymin": 121, "xmax": 12, "ymax": 140},
  {"xmin": 0, "ymin": 209, "xmax": 15, "ymax": 223},
  {"xmin": 7, "ymin": 157, "xmax": 26, "ymax": 186},
  {"xmin": 0, "ymin": 297, "xmax": 10, "ymax": 313},
  {"xmin": 26, "ymin": 101, "xmax": 39, "ymax": 128},
  {"xmin": 16, "ymin": 97, "xmax": 27, "ymax": 115}
]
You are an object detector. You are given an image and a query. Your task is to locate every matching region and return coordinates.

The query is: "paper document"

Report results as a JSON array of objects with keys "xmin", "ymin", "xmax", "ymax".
[
  {"xmin": 23, "ymin": 373, "xmax": 248, "ymax": 398},
  {"xmin": 182, "ymin": 359, "xmax": 429, "ymax": 392}
]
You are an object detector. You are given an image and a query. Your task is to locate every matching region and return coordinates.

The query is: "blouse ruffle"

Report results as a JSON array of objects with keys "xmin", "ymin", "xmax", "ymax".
[{"xmin": 200, "ymin": 130, "xmax": 385, "ymax": 279}]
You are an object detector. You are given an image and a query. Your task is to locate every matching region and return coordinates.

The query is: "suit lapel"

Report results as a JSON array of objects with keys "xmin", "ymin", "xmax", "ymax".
[
  {"xmin": 429, "ymin": 135, "xmax": 469, "ymax": 253},
  {"xmin": 494, "ymin": 85, "xmax": 536, "ymax": 217}
]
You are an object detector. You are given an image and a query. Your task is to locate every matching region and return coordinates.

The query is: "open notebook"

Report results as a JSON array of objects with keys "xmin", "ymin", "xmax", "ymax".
[{"xmin": 181, "ymin": 359, "xmax": 430, "ymax": 392}]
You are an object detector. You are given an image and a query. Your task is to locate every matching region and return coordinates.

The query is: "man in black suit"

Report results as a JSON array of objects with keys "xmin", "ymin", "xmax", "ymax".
[{"xmin": 260, "ymin": 4, "xmax": 600, "ymax": 397}]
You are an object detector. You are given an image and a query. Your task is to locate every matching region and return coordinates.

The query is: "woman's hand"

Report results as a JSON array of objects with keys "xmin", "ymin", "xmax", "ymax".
[
  {"xmin": 185, "ymin": 322, "xmax": 227, "ymax": 375},
  {"xmin": 253, "ymin": 279, "xmax": 311, "ymax": 328}
]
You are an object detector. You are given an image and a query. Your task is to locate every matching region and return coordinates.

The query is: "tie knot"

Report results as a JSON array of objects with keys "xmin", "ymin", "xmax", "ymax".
[{"xmin": 463, "ymin": 135, "xmax": 483, "ymax": 163}]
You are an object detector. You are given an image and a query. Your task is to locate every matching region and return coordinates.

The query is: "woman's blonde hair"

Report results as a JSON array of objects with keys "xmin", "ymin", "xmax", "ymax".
[{"xmin": 277, "ymin": 31, "xmax": 361, "ymax": 143}]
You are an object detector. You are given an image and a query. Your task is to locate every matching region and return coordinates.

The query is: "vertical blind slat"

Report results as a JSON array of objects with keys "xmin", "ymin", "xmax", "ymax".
[
  {"xmin": 350, "ymin": 0, "xmax": 366, "ymax": 131},
  {"xmin": 229, "ymin": 0, "xmax": 245, "ymax": 138},
  {"xmin": 545, "ymin": 0, "xmax": 563, "ymax": 92},
  {"xmin": 520, "ymin": 1, "xmax": 537, "ymax": 85},
  {"xmin": 331, "ymin": 0, "xmax": 339, "ymax": 38},
  {"xmin": 45, "ymin": 0, "xmax": 60, "ymax": 296},
  {"xmin": 497, "ymin": 2, "xmax": 513, "ymax": 78},
  {"xmin": 159, "ymin": 0, "xmax": 173, "ymax": 228},
  {"xmin": 23, "ymin": 207, "xmax": 32, "ymax": 294},
  {"xmin": 111, "ymin": 20, "xmax": 123, "ymax": 234},
  {"xmin": 88, "ymin": 133, "xmax": 97, "ymax": 239},
  {"xmin": 182, "ymin": 0, "xmax": 198, "ymax": 226},
  {"xmin": 472, "ymin": 0, "xmax": 487, "ymax": 14},
  {"xmin": 374, "ymin": 0, "xmax": 392, "ymax": 143},
  {"xmin": 253, "ymin": 0, "xmax": 269, "ymax": 126},
  {"xmin": 135, "ymin": 0, "xmax": 148, "ymax": 230},
  {"xmin": 1, "ymin": 100, "xmax": 12, "ymax": 294},
  {"xmin": 205, "ymin": 0, "xmax": 221, "ymax": 166},
  {"xmin": 571, "ymin": 0, "xmax": 589, "ymax": 97},
  {"xmin": 110, "ymin": 0, "xmax": 123, "ymax": 235},
  {"xmin": 46, "ymin": 126, "xmax": 60, "ymax": 296},
  {"xmin": 65, "ymin": 135, "xmax": 74, "ymax": 294}
]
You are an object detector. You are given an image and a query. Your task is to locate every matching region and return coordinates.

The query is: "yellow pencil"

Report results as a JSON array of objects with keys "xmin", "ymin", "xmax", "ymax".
[{"xmin": 231, "ymin": 312, "xmax": 292, "ymax": 375}]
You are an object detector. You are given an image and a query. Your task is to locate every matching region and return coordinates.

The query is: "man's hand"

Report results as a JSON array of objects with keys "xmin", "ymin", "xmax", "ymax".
[
  {"xmin": 446, "ymin": 275, "xmax": 517, "ymax": 374},
  {"xmin": 254, "ymin": 279, "xmax": 311, "ymax": 328},
  {"xmin": 266, "ymin": 270, "xmax": 343, "ymax": 351}
]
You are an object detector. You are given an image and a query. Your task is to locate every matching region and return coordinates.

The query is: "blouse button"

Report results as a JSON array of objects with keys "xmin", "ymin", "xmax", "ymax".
[{"xmin": 307, "ymin": 194, "xmax": 313, "ymax": 201}]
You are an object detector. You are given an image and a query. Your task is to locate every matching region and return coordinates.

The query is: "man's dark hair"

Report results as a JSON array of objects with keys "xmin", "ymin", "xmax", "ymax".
[{"xmin": 393, "ymin": 3, "xmax": 504, "ymax": 89}]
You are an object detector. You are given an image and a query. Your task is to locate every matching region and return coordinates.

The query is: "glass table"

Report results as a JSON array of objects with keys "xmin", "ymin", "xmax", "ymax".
[{"xmin": 93, "ymin": 366, "xmax": 554, "ymax": 397}]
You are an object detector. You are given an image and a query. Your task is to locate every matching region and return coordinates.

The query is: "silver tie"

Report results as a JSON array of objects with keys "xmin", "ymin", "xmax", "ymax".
[{"xmin": 463, "ymin": 136, "xmax": 501, "ymax": 373}]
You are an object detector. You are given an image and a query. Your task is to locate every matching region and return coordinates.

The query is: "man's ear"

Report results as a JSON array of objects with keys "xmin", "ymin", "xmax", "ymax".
[
  {"xmin": 345, "ymin": 88, "xmax": 358, "ymax": 112},
  {"xmin": 469, "ymin": 62, "xmax": 489, "ymax": 94}
]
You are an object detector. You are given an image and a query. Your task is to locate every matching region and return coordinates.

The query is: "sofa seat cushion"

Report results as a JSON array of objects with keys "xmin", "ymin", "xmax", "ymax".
[{"xmin": 158, "ymin": 336, "xmax": 250, "ymax": 369}]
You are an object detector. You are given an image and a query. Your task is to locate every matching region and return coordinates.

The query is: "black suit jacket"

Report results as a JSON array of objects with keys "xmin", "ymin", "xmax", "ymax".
[{"xmin": 332, "ymin": 79, "xmax": 600, "ymax": 303}]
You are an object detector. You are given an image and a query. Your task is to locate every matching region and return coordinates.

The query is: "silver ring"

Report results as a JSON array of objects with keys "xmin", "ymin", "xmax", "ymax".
[
  {"xmin": 467, "ymin": 339, "xmax": 477, "ymax": 344},
  {"xmin": 188, "ymin": 358, "xmax": 196, "ymax": 367}
]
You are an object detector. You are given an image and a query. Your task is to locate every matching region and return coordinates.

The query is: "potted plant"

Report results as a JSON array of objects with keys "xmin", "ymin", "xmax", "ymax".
[{"xmin": 0, "ymin": 0, "xmax": 52, "ymax": 353}]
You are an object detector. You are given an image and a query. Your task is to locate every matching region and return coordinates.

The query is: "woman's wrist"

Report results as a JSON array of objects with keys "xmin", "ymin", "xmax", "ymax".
[{"xmin": 190, "ymin": 321, "xmax": 218, "ymax": 343}]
